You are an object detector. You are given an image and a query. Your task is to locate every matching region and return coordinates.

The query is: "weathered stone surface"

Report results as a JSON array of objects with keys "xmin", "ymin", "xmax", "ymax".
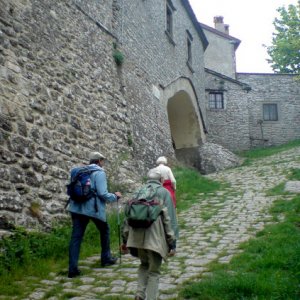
[
  {"xmin": 284, "ymin": 181, "xmax": 300, "ymax": 193},
  {"xmin": 198, "ymin": 142, "xmax": 242, "ymax": 174},
  {"xmin": 237, "ymin": 74, "xmax": 300, "ymax": 149},
  {"xmin": 0, "ymin": 192, "xmax": 23, "ymax": 212}
]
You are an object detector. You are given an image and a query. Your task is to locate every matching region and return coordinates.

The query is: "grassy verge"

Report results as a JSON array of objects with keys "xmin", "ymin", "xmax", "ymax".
[
  {"xmin": 180, "ymin": 194, "xmax": 300, "ymax": 300},
  {"xmin": 0, "ymin": 215, "xmax": 121, "ymax": 297},
  {"xmin": 238, "ymin": 139, "xmax": 300, "ymax": 166}
]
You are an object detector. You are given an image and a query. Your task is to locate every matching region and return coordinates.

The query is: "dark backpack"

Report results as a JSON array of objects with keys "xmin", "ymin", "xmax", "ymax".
[
  {"xmin": 124, "ymin": 185, "xmax": 162, "ymax": 228},
  {"xmin": 67, "ymin": 166, "xmax": 97, "ymax": 203}
]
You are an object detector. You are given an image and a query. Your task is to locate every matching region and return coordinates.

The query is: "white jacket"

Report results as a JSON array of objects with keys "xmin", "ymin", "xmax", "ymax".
[{"xmin": 155, "ymin": 164, "xmax": 176, "ymax": 190}]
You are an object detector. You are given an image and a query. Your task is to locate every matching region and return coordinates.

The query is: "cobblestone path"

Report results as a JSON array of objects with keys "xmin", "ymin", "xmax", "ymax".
[{"xmin": 24, "ymin": 147, "xmax": 300, "ymax": 300}]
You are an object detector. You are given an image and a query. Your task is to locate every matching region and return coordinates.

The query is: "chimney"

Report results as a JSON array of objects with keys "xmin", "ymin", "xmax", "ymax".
[{"xmin": 214, "ymin": 16, "xmax": 229, "ymax": 34}]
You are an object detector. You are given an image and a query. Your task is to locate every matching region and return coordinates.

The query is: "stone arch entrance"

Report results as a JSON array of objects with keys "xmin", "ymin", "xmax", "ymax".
[{"xmin": 161, "ymin": 77, "xmax": 206, "ymax": 168}]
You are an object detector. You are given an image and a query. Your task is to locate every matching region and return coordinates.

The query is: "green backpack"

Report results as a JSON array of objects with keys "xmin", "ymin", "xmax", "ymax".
[{"xmin": 125, "ymin": 184, "xmax": 162, "ymax": 228}]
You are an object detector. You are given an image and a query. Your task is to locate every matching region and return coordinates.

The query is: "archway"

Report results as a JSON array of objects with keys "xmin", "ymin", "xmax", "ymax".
[
  {"xmin": 168, "ymin": 90, "xmax": 200, "ymax": 149},
  {"xmin": 161, "ymin": 77, "xmax": 206, "ymax": 168}
]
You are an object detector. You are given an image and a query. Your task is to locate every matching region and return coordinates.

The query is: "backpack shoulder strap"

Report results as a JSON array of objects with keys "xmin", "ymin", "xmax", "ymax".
[
  {"xmin": 134, "ymin": 184, "xmax": 160, "ymax": 201},
  {"xmin": 89, "ymin": 169, "xmax": 103, "ymax": 198},
  {"xmin": 71, "ymin": 166, "xmax": 97, "ymax": 181}
]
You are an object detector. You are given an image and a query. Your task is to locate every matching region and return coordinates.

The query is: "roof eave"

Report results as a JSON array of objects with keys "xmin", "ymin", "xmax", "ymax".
[{"xmin": 181, "ymin": 0, "xmax": 209, "ymax": 51}]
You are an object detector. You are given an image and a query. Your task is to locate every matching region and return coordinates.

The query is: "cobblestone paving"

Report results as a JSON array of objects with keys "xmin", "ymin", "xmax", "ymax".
[{"xmin": 23, "ymin": 147, "xmax": 300, "ymax": 300}]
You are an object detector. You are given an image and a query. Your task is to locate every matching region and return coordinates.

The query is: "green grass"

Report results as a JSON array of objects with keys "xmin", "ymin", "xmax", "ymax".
[
  {"xmin": 180, "ymin": 192, "xmax": 300, "ymax": 300},
  {"xmin": 238, "ymin": 139, "xmax": 300, "ymax": 166},
  {"xmin": 266, "ymin": 182, "xmax": 287, "ymax": 196},
  {"xmin": 289, "ymin": 168, "xmax": 300, "ymax": 180},
  {"xmin": 174, "ymin": 166, "xmax": 224, "ymax": 211},
  {"xmin": 0, "ymin": 215, "xmax": 122, "ymax": 297}
]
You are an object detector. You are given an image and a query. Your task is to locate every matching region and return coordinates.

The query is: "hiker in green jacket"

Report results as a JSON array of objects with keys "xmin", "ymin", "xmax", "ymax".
[{"xmin": 122, "ymin": 168, "xmax": 179, "ymax": 300}]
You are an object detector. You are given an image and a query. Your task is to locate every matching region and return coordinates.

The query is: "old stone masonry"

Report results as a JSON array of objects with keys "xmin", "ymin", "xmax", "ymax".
[{"xmin": 21, "ymin": 147, "xmax": 300, "ymax": 300}]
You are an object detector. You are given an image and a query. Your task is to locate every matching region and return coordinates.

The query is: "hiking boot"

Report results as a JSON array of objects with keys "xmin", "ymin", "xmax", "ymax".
[
  {"xmin": 134, "ymin": 296, "xmax": 144, "ymax": 300},
  {"xmin": 68, "ymin": 269, "xmax": 81, "ymax": 278},
  {"xmin": 101, "ymin": 256, "xmax": 117, "ymax": 267}
]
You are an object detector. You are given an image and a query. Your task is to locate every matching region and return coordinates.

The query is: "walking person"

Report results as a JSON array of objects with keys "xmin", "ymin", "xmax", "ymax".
[
  {"xmin": 155, "ymin": 156, "xmax": 177, "ymax": 207},
  {"xmin": 67, "ymin": 151, "xmax": 122, "ymax": 278},
  {"xmin": 121, "ymin": 168, "xmax": 179, "ymax": 300}
]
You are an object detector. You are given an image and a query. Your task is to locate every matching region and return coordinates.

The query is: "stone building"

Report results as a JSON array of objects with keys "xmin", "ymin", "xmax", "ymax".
[
  {"xmin": 0, "ymin": 0, "xmax": 299, "ymax": 231},
  {"xmin": 201, "ymin": 16, "xmax": 240, "ymax": 79},
  {"xmin": 237, "ymin": 73, "xmax": 300, "ymax": 148},
  {"xmin": 202, "ymin": 16, "xmax": 300, "ymax": 151}
]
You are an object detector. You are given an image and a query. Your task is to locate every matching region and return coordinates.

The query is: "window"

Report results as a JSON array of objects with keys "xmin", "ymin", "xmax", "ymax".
[
  {"xmin": 263, "ymin": 103, "xmax": 278, "ymax": 121},
  {"xmin": 166, "ymin": 4, "xmax": 173, "ymax": 36},
  {"xmin": 209, "ymin": 92, "xmax": 224, "ymax": 109},
  {"xmin": 187, "ymin": 38, "xmax": 192, "ymax": 63},
  {"xmin": 186, "ymin": 30, "xmax": 193, "ymax": 65},
  {"xmin": 166, "ymin": 0, "xmax": 175, "ymax": 39}
]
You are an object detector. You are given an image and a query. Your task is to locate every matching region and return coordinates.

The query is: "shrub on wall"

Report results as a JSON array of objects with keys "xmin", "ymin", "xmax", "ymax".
[{"xmin": 113, "ymin": 43, "xmax": 124, "ymax": 66}]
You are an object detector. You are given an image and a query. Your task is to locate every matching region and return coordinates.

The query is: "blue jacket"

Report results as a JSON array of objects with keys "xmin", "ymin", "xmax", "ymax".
[{"xmin": 67, "ymin": 164, "xmax": 117, "ymax": 221}]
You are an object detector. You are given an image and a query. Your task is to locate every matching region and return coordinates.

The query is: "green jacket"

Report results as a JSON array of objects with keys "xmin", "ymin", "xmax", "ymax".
[{"xmin": 122, "ymin": 180, "xmax": 179, "ymax": 260}]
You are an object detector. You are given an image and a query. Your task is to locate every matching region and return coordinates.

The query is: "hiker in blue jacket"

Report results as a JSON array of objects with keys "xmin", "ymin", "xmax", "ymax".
[{"xmin": 67, "ymin": 151, "xmax": 122, "ymax": 278}]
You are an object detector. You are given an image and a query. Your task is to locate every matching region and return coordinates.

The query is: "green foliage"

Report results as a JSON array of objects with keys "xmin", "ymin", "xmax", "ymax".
[
  {"xmin": 266, "ymin": 2, "xmax": 300, "ymax": 73},
  {"xmin": 29, "ymin": 202, "xmax": 41, "ymax": 218},
  {"xmin": 288, "ymin": 168, "xmax": 300, "ymax": 180},
  {"xmin": 266, "ymin": 182, "xmax": 287, "ymax": 196},
  {"xmin": 174, "ymin": 166, "xmax": 223, "ymax": 211},
  {"xmin": 112, "ymin": 42, "xmax": 124, "ymax": 66},
  {"xmin": 180, "ymin": 196, "xmax": 300, "ymax": 300},
  {"xmin": 0, "ymin": 214, "xmax": 121, "ymax": 297},
  {"xmin": 127, "ymin": 133, "xmax": 133, "ymax": 146},
  {"xmin": 0, "ymin": 225, "xmax": 70, "ymax": 276},
  {"xmin": 113, "ymin": 49, "xmax": 125, "ymax": 66}
]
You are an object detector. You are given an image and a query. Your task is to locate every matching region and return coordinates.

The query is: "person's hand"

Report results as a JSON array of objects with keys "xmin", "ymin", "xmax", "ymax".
[
  {"xmin": 120, "ymin": 243, "xmax": 129, "ymax": 255},
  {"xmin": 168, "ymin": 249, "xmax": 176, "ymax": 257},
  {"xmin": 168, "ymin": 240, "xmax": 176, "ymax": 256},
  {"xmin": 115, "ymin": 192, "xmax": 122, "ymax": 199}
]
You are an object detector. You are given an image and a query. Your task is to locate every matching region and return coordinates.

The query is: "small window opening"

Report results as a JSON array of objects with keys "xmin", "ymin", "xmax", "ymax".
[
  {"xmin": 166, "ymin": 1, "xmax": 173, "ymax": 37},
  {"xmin": 263, "ymin": 103, "xmax": 278, "ymax": 121},
  {"xmin": 209, "ymin": 92, "xmax": 224, "ymax": 109}
]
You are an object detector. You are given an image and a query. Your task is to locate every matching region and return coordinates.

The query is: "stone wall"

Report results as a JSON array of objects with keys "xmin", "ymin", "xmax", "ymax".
[
  {"xmin": 0, "ymin": 0, "xmax": 138, "ymax": 230},
  {"xmin": 0, "ymin": 0, "xmax": 209, "ymax": 231},
  {"xmin": 205, "ymin": 70, "xmax": 251, "ymax": 151},
  {"xmin": 238, "ymin": 73, "xmax": 300, "ymax": 147}
]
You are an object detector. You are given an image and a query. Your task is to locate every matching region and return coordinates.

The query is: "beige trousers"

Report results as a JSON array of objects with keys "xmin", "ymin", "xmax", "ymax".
[{"xmin": 136, "ymin": 249, "xmax": 163, "ymax": 300}]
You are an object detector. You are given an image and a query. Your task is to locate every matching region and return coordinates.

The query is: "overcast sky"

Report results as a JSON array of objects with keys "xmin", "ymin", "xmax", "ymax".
[{"xmin": 189, "ymin": 0, "xmax": 298, "ymax": 73}]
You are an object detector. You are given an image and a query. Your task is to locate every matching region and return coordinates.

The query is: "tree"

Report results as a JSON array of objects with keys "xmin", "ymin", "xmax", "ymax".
[{"xmin": 266, "ymin": 2, "xmax": 300, "ymax": 73}]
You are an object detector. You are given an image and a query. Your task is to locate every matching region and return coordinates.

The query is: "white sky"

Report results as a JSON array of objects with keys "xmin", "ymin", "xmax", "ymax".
[{"xmin": 189, "ymin": 0, "xmax": 298, "ymax": 73}]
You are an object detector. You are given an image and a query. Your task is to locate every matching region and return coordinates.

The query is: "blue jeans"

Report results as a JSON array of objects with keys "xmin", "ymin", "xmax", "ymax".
[{"xmin": 69, "ymin": 213, "xmax": 112, "ymax": 273}]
